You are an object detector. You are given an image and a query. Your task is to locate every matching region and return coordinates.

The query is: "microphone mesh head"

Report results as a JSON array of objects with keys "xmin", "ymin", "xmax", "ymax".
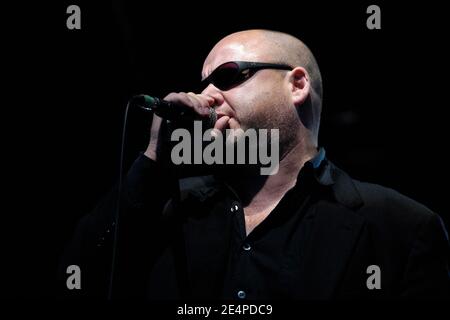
[{"xmin": 206, "ymin": 108, "xmax": 217, "ymax": 129}]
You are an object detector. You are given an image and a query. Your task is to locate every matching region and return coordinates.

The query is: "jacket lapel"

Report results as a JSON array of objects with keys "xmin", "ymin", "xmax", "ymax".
[
  {"xmin": 297, "ymin": 203, "xmax": 365, "ymax": 299},
  {"xmin": 296, "ymin": 162, "xmax": 366, "ymax": 299}
]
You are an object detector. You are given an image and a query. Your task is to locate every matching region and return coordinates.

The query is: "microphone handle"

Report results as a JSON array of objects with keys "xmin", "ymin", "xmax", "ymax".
[{"xmin": 133, "ymin": 94, "xmax": 217, "ymax": 128}]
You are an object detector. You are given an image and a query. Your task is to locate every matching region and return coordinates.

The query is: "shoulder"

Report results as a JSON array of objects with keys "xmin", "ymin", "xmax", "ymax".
[
  {"xmin": 327, "ymin": 160, "xmax": 446, "ymax": 240},
  {"xmin": 353, "ymin": 179, "xmax": 434, "ymax": 220}
]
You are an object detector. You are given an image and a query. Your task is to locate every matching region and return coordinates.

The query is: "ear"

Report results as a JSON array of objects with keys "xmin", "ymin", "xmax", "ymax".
[{"xmin": 289, "ymin": 67, "xmax": 311, "ymax": 106}]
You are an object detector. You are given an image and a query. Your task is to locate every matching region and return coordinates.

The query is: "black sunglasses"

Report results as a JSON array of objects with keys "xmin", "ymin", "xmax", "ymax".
[{"xmin": 202, "ymin": 61, "xmax": 293, "ymax": 91}]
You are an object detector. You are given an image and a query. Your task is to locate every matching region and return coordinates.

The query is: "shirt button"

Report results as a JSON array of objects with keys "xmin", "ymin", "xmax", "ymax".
[
  {"xmin": 230, "ymin": 203, "xmax": 239, "ymax": 213},
  {"xmin": 243, "ymin": 243, "xmax": 251, "ymax": 251},
  {"xmin": 237, "ymin": 290, "xmax": 246, "ymax": 299}
]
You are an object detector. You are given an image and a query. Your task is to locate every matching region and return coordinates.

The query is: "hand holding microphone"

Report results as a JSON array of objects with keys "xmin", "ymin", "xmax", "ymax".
[
  {"xmin": 137, "ymin": 92, "xmax": 217, "ymax": 162},
  {"xmin": 133, "ymin": 93, "xmax": 217, "ymax": 127}
]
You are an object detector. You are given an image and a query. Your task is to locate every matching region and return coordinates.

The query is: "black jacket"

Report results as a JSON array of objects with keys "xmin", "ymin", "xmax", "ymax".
[{"xmin": 58, "ymin": 153, "xmax": 450, "ymax": 299}]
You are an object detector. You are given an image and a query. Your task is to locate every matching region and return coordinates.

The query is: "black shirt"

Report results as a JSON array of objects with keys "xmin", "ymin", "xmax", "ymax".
[
  {"xmin": 121, "ymin": 148, "xmax": 333, "ymax": 299},
  {"xmin": 59, "ymin": 149, "xmax": 450, "ymax": 299},
  {"xmin": 220, "ymin": 162, "xmax": 325, "ymax": 299}
]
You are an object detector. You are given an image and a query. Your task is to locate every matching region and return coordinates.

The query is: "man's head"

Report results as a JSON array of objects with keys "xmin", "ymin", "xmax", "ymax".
[{"xmin": 201, "ymin": 30, "xmax": 323, "ymax": 157}]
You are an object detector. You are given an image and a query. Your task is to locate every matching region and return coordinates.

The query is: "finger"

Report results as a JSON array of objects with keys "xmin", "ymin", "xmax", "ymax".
[
  {"xmin": 164, "ymin": 92, "xmax": 193, "ymax": 109},
  {"xmin": 188, "ymin": 92, "xmax": 215, "ymax": 107},
  {"xmin": 184, "ymin": 93, "xmax": 210, "ymax": 116},
  {"xmin": 186, "ymin": 92, "xmax": 208, "ymax": 109},
  {"xmin": 187, "ymin": 92, "xmax": 216, "ymax": 113},
  {"xmin": 228, "ymin": 118, "xmax": 240, "ymax": 130},
  {"xmin": 214, "ymin": 115, "xmax": 230, "ymax": 132}
]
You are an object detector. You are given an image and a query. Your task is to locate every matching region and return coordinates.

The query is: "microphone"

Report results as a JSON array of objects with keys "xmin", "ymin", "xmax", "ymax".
[{"xmin": 132, "ymin": 94, "xmax": 217, "ymax": 129}]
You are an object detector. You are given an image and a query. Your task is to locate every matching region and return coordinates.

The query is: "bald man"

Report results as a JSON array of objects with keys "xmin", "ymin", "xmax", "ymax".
[{"xmin": 59, "ymin": 30, "xmax": 450, "ymax": 299}]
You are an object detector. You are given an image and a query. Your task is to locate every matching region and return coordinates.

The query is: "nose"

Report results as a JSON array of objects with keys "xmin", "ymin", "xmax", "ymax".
[{"xmin": 201, "ymin": 83, "xmax": 224, "ymax": 107}]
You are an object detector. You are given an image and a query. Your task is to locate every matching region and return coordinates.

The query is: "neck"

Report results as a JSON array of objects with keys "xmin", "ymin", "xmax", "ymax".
[{"xmin": 223, "ymin": 137, "xmax": 318, "ymax": 213}]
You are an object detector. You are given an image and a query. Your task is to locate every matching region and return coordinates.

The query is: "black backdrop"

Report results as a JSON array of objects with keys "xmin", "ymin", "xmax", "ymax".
[{"xmin": 2, "ymin": 1, "xmax": 448, "ymax": 298}]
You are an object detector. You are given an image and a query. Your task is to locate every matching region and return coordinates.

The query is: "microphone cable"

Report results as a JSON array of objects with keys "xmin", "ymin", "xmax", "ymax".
[
  {"xmin": 106, "ymin": 94, "xmax": 216, "ymax": 299},
  {"xmin": 107, "ymin": 98, "xmax": 132, "ymax": 300}
]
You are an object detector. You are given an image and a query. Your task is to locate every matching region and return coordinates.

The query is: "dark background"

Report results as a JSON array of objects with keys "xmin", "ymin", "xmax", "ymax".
[{"xmin": 2, "ymin": 1, "xmax": 448, "ymax": 298}]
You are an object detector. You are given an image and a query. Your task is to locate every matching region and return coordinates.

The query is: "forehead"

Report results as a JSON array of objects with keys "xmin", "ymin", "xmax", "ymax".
[{"xmin": 202, "ymin": 39, "xmax": 267, "ymax": 79}]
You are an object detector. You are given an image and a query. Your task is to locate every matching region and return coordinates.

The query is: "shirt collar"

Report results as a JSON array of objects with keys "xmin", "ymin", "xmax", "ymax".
[
  {"xmin": 220, "ymin": 147, "xmax": 333, "ymax": 202},
  {"xmin": 309, "ymin": 147, "xmax": 326, "ymax": 169},
  {"xmin": 298, "ymin": 147, "xmax": 334, "ymax": 187}
]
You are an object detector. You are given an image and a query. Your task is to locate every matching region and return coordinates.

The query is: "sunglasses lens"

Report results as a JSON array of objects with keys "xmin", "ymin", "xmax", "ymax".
[{"xmin": 210, "ymin": 62, "xmax": 240, "ymax": 90}]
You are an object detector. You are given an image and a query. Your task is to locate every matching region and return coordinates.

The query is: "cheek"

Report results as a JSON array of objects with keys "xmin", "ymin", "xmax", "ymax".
[
  {"xmin": 232, "ymin": 95, "xmax": 260, "ymax": 127},
  {"xmin": 226, "ymin": 76, "xmax": 289, "ymax": 127},
  {"xmin": 245, "ymin": 91, "xmax": 293, "ymax": 130},
  {"xmin": 224, "ymin": 91, "xmax": 255, "ymax": 124}
]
